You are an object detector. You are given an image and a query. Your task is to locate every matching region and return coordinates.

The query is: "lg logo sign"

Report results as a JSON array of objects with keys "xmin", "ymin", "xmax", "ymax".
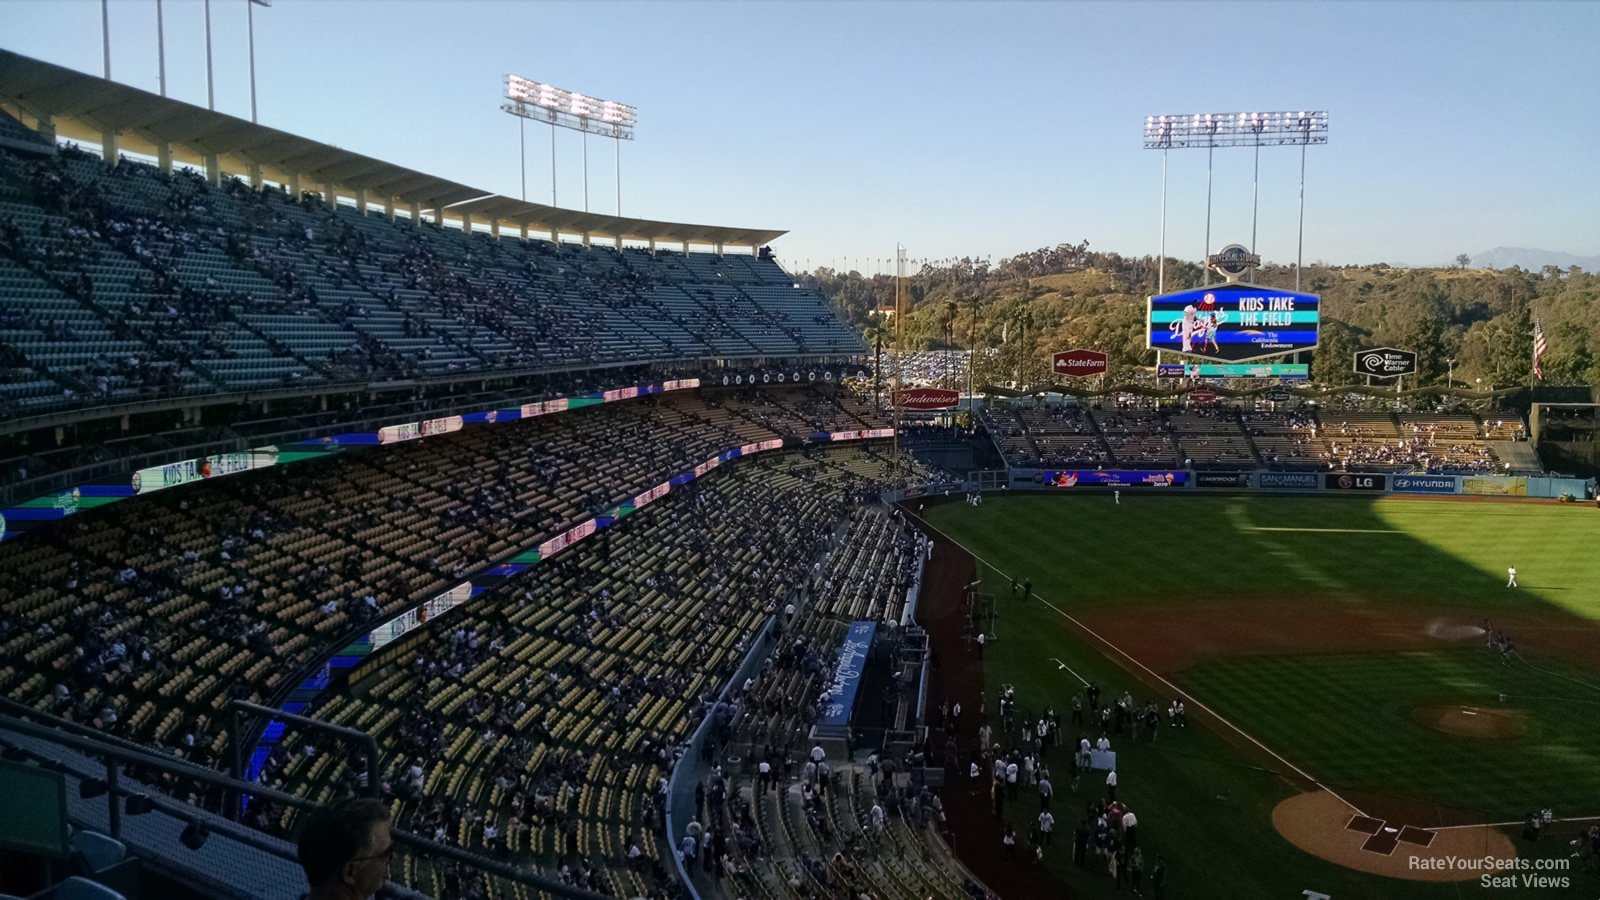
[{"xmin": 1326, "ymin": 473, "xmax": 1387, "ymax": 491}]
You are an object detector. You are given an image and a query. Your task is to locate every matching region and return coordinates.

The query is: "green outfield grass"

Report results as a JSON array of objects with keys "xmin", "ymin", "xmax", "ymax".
[
  {"xmin": 925, "ymin": 492, "xmax": 1600, "ymax": 620},
  {"xmin": 1180, "ymin": 648, "xmax": 1600, "ymax": 820},
  {"xmin": 922, "ymin": 493, "xmax": 1600, "ymax": 898}
]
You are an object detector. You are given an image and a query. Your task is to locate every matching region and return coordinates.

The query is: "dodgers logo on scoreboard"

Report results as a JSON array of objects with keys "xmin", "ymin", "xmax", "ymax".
[{"xmin": 1147, "ymin": 282, "xmax": 1321, "ymax": 362}]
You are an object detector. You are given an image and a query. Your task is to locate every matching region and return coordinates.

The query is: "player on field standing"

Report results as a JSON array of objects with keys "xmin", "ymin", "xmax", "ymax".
[{"xmin": 1507, "ymin": 566, "xmax": 1518, "ymax": 587}]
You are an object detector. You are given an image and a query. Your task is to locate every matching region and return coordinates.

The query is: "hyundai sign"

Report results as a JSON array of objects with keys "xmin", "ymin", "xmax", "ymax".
[{"xmin": 1147, "ymin": 283, "xmax": 1320, "ymax": 362}]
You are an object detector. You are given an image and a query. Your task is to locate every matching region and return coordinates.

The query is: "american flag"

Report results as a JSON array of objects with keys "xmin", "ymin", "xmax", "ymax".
[{"xmin": 1532, "ymin": 318, "xmax": 1548, "ymax": 381}]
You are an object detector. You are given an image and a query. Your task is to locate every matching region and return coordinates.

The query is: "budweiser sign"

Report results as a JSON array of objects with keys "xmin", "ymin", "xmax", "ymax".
[
  {"xmin": 894, "ymin": 388, "xmax": 960, "ymax": 410},
  {"xmin": 1053, "ymin": 349, "xmax": 1108, "ymax": 377}
]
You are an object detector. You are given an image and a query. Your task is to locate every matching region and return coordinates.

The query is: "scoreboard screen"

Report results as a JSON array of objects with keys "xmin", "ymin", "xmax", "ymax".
[{"xmin": 1147, "ymin": 283, "xmax": 1320, "ymax": 362}]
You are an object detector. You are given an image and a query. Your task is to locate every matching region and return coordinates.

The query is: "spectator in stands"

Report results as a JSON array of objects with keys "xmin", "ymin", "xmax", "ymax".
[{"xmin": 295, "ymin": 797, "xmax": 393, "ymax": 900}]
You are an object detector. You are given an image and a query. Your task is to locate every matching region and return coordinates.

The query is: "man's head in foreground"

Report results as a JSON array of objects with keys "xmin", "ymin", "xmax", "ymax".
[{"xmin": 296, "ymin": 797, "xmax": 392, "ymax": 900}]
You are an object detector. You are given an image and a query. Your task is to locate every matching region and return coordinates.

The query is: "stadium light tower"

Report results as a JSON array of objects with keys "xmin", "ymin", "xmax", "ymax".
[
  {"xmin": 502, "ymin": 75, "xmax": 636, "ymax": 215},
  {"xmin": 1144, "ymin": 111, "xmax": 1328, "ymax": 291},
  {"xmin": 248, "ymin": 0, "xmax": 270, "ymax": 123}
]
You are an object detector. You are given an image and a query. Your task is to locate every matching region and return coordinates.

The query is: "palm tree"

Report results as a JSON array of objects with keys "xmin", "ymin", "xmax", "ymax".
[
  {"xmin": 862, "ymin": 317, "xmax": 887, "ymax": 410},
  {"xmin": 968, "ymin": 294, "xmax": 982, "ymax": 398},
  {"xmin": 944, "ymin": 300, "xmax": 959, "ymax": 390}
]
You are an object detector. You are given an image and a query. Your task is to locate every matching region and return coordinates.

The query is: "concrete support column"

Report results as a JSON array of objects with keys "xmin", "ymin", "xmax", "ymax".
[
  {"xmin": 157, "ymin": 143, "xmax": 173, "ymax": 174},
  {"xmin": 715, "ymin": 242, "xmax": 724, "ymax": 255},
  {"xmin": 384, "ymin": 197, "xmax": 395, "ymax": 222},
  {"xmin": 100, "ymin": 131, "xmax": 119, "ymax": 167},
  {"xmin": 290, "ymin": 173, "xmax": 303, "ymax": 199},
  {"xmin": 490, "ymin": 220, "xmax": 500, "ymax": 238},
  {"xmin": 462, "ymin": 213, "xmax": 473, "ymax": 233},
  {"xmin": 204, "ymin": 152, "xmax": 221, "ymax": 186},
  {"xmin": 357, "ymin": 188, "xmax": 369, "ymax": 215},
  {"xmin": 409, "ymin": 201, "xmax": 422, "ymax": 225},
  {"xmin": 520, "ymin": 223, "xmax": 529, "ymax": 240},
  {"xmin": 582, "ymin": 232, "xmax": 591, "ymax": 248},
  {"xmin": 649, "ymin": 239, "xmax": 657, "ymax": 253},
  {"xmin": 323, "ymin": 182, "xmax": 337, "ymax": 209}
]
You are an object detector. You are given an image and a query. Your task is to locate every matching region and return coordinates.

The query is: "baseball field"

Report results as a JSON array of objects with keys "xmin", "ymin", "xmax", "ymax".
[{"xmin": 919, "ymin": 492, "xmax": 1600, "ymax": 898}]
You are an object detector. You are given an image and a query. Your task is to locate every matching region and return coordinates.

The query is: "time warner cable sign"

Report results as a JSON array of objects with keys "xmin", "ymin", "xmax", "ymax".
[{"xmin": 1147, "ymin": 283, "xmax": 1321, "ymax": 362}]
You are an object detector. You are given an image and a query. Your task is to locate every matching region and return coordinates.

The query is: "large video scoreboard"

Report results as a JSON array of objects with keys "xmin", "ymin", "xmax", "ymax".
[{"xmin": 1147, "ymin": 283, "xmax": 1320, "ymax": 362}]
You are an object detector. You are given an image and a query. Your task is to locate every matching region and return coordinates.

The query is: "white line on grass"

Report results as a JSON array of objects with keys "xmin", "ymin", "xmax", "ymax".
[
  {"xmin": 1049, "ymin": 658, "xmax": 1091, "ymax": 687},
  {"xmin": 1243, "ymin": 527, "xmax": 1402, "ymax": 534},
  {"xmin": 1431, "ymin": 815, "xmax": 1600, "ymax": 831},
  {"xmin": 1024, "ymin": 589, "xmax": 1367, "ymax": 817},
  {"xmin": 923, "ymin": 522, "xmax": 1368, "ymax": 819}
]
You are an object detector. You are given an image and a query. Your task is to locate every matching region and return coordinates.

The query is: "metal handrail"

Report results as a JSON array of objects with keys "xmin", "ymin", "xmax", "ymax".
[
  {"xmin": 0, "ymin": 712, "xmax": 611, "ymax": 900},
  {"xmin": 228, "ymin": 698, "xmax": 382, "ymax": 814}
]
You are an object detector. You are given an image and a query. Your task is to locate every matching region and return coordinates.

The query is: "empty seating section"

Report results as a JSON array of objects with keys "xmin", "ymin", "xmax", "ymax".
[
  {"xmin": 261, "ymin": 446, "xmax": 908, "ymax": 898},
  {"xmin": 0, "ymin": 389, "xmax": 888, "ymax": 771},
  {"xmin": 983, "ymin": 405, "xmax": 1521, "ymax": 474},
  {"xmin": 1091, "ymin": 409, "xmax": 1180, "ymax": 467},
  {"xmin": 1240, "ymin": 410, "xmax": 1327, "ymax": 469},
  {"xmin": 978, "ymin": 406, "xmax": 1042, "ymax": 466},
  {"xmin": 1167, "ymin": 410, "xmax": 1257, "ymax": 467},
  {"xmin": 806, "ymin": 492, "xmax": 922, "ymax": 625},
  {"xmin": 1013, "ymin": 405, "xmax": 1108, "ymax": 467},
  {"xmin": 0, "ymin": 109, "xmax": 52, "ymax": 150},
  {"xmin": 0, "ymin": 144, "xmax": 863, "ymax": 416}
]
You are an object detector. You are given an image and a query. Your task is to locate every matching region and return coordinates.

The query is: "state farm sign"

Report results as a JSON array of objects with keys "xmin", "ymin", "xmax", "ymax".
[
  {"xmin": 894, "ymin": 388, "xmax": 960, "ymax": 410},
  {"xmin": 1053, "ymin": 349, "xmax": 1108, "ymax": 377}
]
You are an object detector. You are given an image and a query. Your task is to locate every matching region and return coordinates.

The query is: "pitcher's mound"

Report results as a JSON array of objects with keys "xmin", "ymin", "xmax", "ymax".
[{"xmin": 1411, "ymin": 704, "xmax": 1526, "ymax": 740}]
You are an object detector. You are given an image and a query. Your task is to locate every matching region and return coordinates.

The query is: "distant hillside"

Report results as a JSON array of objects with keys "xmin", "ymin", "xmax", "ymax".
[
  {"xmin": 1466, "ymin": 247, "xmax": 1600, "ymax": 273},
  {"xmin": 803, "ymin": 241, "xmax": 1600, "ymax": 389}
]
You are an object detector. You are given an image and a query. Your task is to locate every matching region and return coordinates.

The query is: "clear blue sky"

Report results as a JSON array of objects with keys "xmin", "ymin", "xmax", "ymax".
[{"xmin": 7, "ymin": 1, "xmax": 1598, "ymax": 272}]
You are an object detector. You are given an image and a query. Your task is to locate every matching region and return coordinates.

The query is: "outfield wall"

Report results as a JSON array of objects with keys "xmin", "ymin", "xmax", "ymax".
[{"xmin": 1003, "ymin": 469, "xmax": 1594, "ymax": 499}]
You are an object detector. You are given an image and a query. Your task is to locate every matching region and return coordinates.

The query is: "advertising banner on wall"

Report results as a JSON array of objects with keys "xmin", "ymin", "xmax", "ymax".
[
  {"xmin": 1463, "ymin": 476, "xmax": 1528, "ymax": 497},
  {"xmin": 132, "ymin": 448, "xmax": 281, "ymax": 495},
  {"xmin": 1194, "ymin": 472, "xmax": 1253, "ymax": 488},
  {"xmin": 818, "ymin": 620, "xmax": 878, "ymax": 727},
  {"xmin": 1258, "ymin": 472, "xmax": 1320, "ymax": 490},
  {"xmin": 369, "ymin": 582, "xmax": 474, "ymax": 653},
  {"xmin": 1040, "ymin": 470, "xmax": 1187, "ymax": 487},
  {"xmin": 1391, "ymin": 475, "xmax": 1460, "ymax": 494},
  {"xmin": 1325, "ymin": 473, "xmax": 1387, "ymax": 491}
]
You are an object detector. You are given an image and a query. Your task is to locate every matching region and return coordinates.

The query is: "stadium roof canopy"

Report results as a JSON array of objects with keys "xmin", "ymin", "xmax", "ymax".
[{"xmin": 0, "ymin": 49, "xmax": 784, "ymax": 250}]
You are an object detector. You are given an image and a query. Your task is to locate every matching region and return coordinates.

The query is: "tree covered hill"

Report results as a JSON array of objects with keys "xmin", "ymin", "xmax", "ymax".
[{"xmin": 799, "ymin": 244, "xmax": 1600, "ymax": 390}]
